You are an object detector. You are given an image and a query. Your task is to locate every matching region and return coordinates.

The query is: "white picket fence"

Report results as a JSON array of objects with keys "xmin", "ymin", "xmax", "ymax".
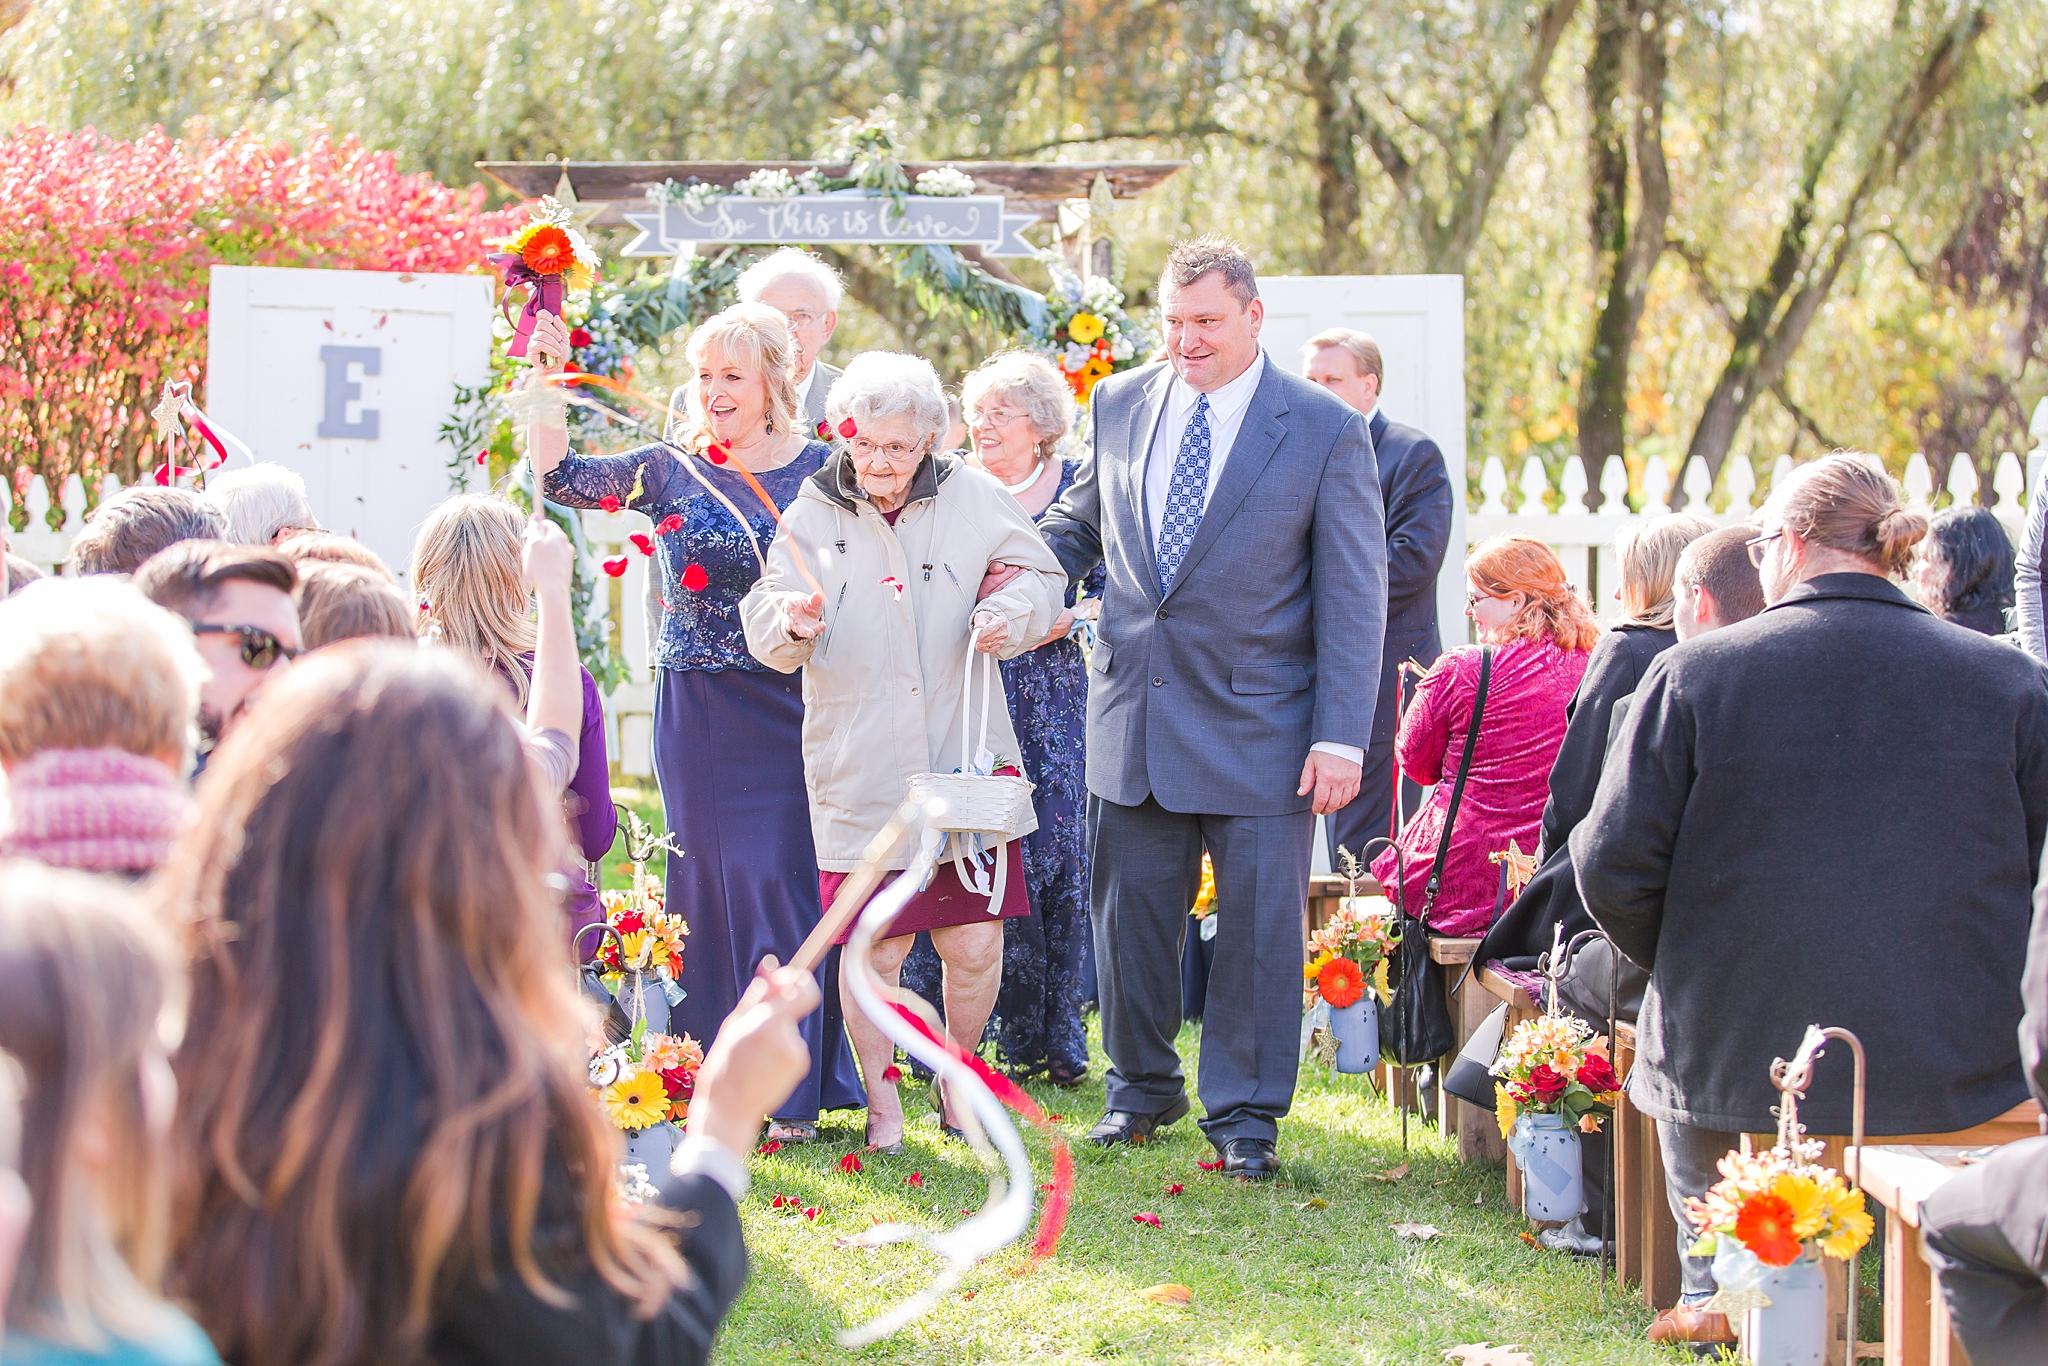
[{"xmin": 11, "ymin": 439, "xmax": 2046, "ymax": 777}]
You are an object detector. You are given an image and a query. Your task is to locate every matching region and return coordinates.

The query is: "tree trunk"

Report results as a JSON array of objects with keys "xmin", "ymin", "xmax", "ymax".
[{"xmin": 1303, "ymin": 21, "xmax": 1366, "ymax": 275}]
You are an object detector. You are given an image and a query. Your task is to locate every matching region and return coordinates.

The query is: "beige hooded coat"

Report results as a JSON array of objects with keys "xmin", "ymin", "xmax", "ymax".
[{"xmin": 741, "ymin": 450, "xmax": 1067, "ymax": 871}]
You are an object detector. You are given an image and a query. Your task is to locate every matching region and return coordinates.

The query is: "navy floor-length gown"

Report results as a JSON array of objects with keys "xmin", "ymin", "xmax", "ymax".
[
  {"xmin": 545, "ymin": 439, "xmax": 865, "ymax": 1122},
  {"xmin": 904, "ymin": 458, "xmax": 1099, "ymax": 1077}
]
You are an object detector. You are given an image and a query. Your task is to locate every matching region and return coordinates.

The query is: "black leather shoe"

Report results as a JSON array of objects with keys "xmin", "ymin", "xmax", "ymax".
[
  {"xmin": 1218, "ymin": 1137, "xmax": 1278, "ymax": 1179},
  {"xmin": 1085, "ymin": 1094, "xmax": 1190, "ymax": 1146}
]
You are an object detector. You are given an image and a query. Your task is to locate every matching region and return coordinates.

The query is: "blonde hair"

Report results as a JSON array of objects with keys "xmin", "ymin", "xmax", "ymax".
[
  {"xmin": 1467, "ymin": 534, "xmax": 1601, "ymax": 651},
  {"xmin": 1303, "ymin": 328, "xmax": 1383, "ymax": 386},
  {"xmin": 408, "ymin": 496, "xmax": 537, "ymax": 704},
  {"xmin": 0, "ymin": 860, "xmax": 187, "ymax": 1349},
  {"xmin": 1768, "ymin": 452, "xmax": 1928, "ymax": 577},
  {"xmin": 1617, "ymin": 514, "xmax": 1718, "ymax": 629},
  {"xmin": 0, "ymin": 579, "xmax": 205, "ymax": 768},
  {"xmin": 680, "ymin": 303, "xmax": 802, "ymax": 449}
]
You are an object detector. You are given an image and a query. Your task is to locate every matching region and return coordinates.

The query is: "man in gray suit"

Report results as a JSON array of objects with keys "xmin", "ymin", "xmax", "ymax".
[
  {"xmin": 736, "ymin": 247, "xmax": 843, "ymax": 429},
  {"xmin": 1037, "ymin": 236, "xmax": 1387, "ymax": 1178}
]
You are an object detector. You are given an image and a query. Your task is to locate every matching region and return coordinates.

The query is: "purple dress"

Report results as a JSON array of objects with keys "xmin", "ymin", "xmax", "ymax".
[
  {"xmin": 543, "ymin": 440, "xmax": 865, "ymax": 1122},
  {"xmin": 498, "ymin": 660, "xmax": 616, "ymax": 937}
]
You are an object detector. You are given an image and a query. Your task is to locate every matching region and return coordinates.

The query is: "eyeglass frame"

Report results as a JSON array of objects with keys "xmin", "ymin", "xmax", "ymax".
[
  {"xmin": 1744, "ymin": 530, "xmax": 1785, "ymax": 568},
  {"xmin": 965, "ymin": 406, "xmax": 1031, "ymax": 429},
  {"xmin": 846, "ymin": 436, "xmax": 930, "ymax": 465},
  {"xmin": 191, "ymin": 622, "xmax": 301, "ymax": 670}
]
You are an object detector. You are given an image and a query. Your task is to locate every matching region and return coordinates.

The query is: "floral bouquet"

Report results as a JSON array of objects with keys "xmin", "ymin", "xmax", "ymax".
[
  {"xmin": 1490, "ymin": 1013, "xmax": 1621, "ymax": 1138},
  {"xmin": 487, "ymin": 196, "xmax": 599, "ymax": 360},
  {"xmin": 1033, "ymin": 255, "xmax": 1153, "ymax": 405},
  {"xmin": 591, "ymin": 886, "xmax": 688, "ymax": 1002},
  {"xmin": 1303, "ymin": 901, "xmax": 1398, "ymax": 1011},
  {"xmin": 591, "ymin": 1025, "xmax": 704, "ymax": 1133},
  {"xmin": 1687, "ymin": 1144, "xmax": 1873, "ymax": 1277}
]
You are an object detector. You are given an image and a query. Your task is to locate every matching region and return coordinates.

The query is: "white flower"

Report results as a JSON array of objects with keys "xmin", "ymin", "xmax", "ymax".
[
  {"xmin": 913, "ymin": 166, "xmax": 978, "ymax": 197},
  {"xmin": 1110, "ymin": 336, "xmax": 1134, "ymax": 361},
  {"xmin": 734, "ymin": 168, "xmax": 798, "ymax": 198},
  {"xmin": 794, "ymin": 169, "xmax": 827, "ymax": 194},
  {"xmin": 1061, "ymin": 342, "xmax": 1091, "ymax": 373}
]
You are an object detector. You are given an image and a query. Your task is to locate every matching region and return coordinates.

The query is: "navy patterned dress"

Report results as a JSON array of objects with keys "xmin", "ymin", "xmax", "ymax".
[
  {"xmin": 903, "ymin": 458, "xmax": 1101, "ymax": 1078},
  {"xmin": 543, "ymin": 439, "xmax": 866, "ymax": 1123}
]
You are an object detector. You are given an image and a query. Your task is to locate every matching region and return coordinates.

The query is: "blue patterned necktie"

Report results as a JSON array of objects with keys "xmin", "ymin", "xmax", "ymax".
[{"xmin": 1156, "ymin": 393, "xmax": 1212, "ymax": 590}]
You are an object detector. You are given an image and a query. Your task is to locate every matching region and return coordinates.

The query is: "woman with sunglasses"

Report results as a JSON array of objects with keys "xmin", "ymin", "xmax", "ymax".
[
  {"xmin": 741, "ymin": 350, "xmax": 1066, "ymax": 1151},
  {"xmin": 521, "ymin": 304, "xmax": 864, "ymax": 1146}
]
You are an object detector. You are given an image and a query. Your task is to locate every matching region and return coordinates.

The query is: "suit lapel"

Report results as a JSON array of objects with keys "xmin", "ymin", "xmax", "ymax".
[
  {"xmin": 1124, "ymin": 367, "xmax": 1174, "ymax": 603},
  {"xmin": 1160, "ymin": 363, "xmax": 1289, "ymax": 600}
]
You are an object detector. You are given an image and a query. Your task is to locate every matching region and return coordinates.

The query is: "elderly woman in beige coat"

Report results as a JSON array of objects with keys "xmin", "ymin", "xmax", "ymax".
[{"xmin": 742, "ymin": 351, "xmax": 1066, "ymax": 1150}]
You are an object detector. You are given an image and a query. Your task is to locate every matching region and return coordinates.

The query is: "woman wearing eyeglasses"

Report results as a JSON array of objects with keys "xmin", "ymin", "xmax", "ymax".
[
  {"xmin": 741, "ymin": 350, "xmax": 1067, "ymax": 1150},
  {"xmin": 1368, "ymin": 534, "xmax": 1598, "ymax": 938},
  {"xmin": 524, "ymin": 303, "xmax": 864, "ymax": 1147}
]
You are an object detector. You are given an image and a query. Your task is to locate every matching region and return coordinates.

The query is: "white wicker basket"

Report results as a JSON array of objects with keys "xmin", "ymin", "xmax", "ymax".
[{"xmin": 907, "ymin": 636, "xmax": 1035, "ymax": 912}]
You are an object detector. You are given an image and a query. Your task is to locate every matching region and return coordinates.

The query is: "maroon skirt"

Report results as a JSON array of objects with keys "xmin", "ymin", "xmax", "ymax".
[{"xmin": 822, "ymin": 841, "xmax": 1029, "ymax": 945}]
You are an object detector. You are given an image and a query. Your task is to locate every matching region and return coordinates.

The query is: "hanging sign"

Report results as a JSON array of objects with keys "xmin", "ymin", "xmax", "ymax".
[{"xmin": 621, "ymin": 194, "xmax": 1039, "ymax": 258}]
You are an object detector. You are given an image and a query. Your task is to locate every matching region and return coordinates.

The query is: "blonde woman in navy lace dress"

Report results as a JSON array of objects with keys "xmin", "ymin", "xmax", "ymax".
[{"xmin": 524, "ymin": 305, "xmax": 863, "ymax": 1144}]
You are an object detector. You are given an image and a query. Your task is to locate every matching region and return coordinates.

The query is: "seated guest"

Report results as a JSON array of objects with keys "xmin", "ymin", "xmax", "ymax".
[
  {"xmin": 131, "ymin": 542, "xmax": 299, "ymax": 771},
  {"xmin": 293, "ymin": 563, "xmax": 414, "ymax": 650},
  {"xmin": 1914, "ymin": 503, "xmax": 2015, "ymax": 636},
  {"xmin": 1574, "ymin": 454, "xmax": 2048, "ymax": 1349},
  {"xmin": 66, "ymin": 487, "xmax": 224, "ymax": 577},
  {"xmin": 1920, "ymin": 849, "xmax": 2048, "ymax": 1366},
  {"xmin": 1369, "ymin": 534, "xmax": 1597, "ymax": 939},
  {"xmin": 276, "ymin": 531, "xmax": 397, "ymax": 582},
  {"xmin": 202, "ymin": 463, "xmax": 317, "ymax": 546},
  {"xmin": 0, "ymin": 580, "xmax": 204, "ymax": 878},
  {"xmin": 741, "ymin": 351, "xmax": 1065, "ymax": 1149},
  {"xmin": 410, "ymin": 495, "xmax": 615, "ymax": 933},
  {"xmin": 158, "ymin": 644, "xmax": 820, "ymax": 1366},
  {"xmin": 0, "ymin": 860, "xmax": 220, "ymax": 1365}
]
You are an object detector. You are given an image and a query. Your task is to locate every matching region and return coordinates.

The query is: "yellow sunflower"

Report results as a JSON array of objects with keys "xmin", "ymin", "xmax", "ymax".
[
  {"xmin": 1495, "ymin": 1083, "xmax": 1519, "ymax": 1139},
  {"xmin": 1067, "ymin": 312, "xmax": 1105, "ymax": 345},
  {"xmin": 1818, "ymin": 1184, "xmax": 1874, "ymax": 1259},
  {"xmin": 600, "ymin": 1070, "xmax": 670, "ymax": 1131},
  {"xmin": 1371, "ymin": 957, "xmax": 1392, "ymax": 1005}
]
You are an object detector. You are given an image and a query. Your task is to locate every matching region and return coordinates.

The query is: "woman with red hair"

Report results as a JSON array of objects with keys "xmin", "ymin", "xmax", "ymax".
[{"xmin": 1370, "ymin": 534, "xmax": 1597, "ymax": 937}]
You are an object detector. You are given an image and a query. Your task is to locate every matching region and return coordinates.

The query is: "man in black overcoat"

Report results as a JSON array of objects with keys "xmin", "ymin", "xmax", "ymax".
[{"xmin": 1572, "ymin": 455, "xmax": 2048, "ymax": 1347}]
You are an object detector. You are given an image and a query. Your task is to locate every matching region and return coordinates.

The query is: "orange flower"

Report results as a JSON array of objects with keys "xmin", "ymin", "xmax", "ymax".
[
  {"xmin": 1734, "ymin": 1192, "xmax": 1803, "ymax": 1266},
  {"xmin": 1317, "ymin": 956, "xmax": 1366, "ymax": 1009},
  {"xmin": 520, "ymin": 224, "xmax": 577, "ymax": 276}
]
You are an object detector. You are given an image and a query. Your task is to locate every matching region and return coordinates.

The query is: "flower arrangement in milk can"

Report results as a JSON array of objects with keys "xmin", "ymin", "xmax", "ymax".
[
  {"xmin": 1490, "ymin": 1014, "xmax": 1622, "ymax": 1221},
  {"xmin": 1302, "ymin": 900, "xmax": 1397, "ymax": 1074}
]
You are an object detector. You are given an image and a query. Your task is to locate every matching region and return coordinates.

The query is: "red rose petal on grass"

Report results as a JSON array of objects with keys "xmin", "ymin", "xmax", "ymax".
[
  {"xmin": 598, "ymin": 495, "xmax": 622, "ymax": 513},
  {"xmin": 904, "ymin": 1172, "xmax": 924, "ymax": 1187},
  {"xmin": 838, "ymin": 417, "xmax": 858, "ymax": 437},
  {"xmin": 600, "ymin": 556, "xmax": 630, "ymax": 578},
  {"xmin": 1165, "ymin": 1184, "xmax": 1186, "ymax": 1196},
  {"xmin": 1048, "ymin": 1114, "xmax": 1063, "ymax": 1122},
  {"xmin": 629, "ymin": 533, "xmax": 654, "ymax": 556},
  {"xmin": 1132, "ymin": 1212, "xmax": 1162, "ymax": 1228},
  {"xmin": 962, "ymin": 1291, "xmax": 976, "ymax": 1301},
  {"xmin": 1197, "ymin": 1158, "xmax": 1225, "ymax": 1172},
  {"xmin": 656, "ymin": 513, "xmax": 684, "ymax": 535},
  {"xmin": 569, "ymin": 327, "xmax": 592, "ymax": 348},
  {"xmin": 770, "ymin": 1194, "xmax": 790, "ymax": 1209},
  {"xmin": 1037, "ymin": 1184, "xmax": 1053, "ymax": 1192},
  {"xmin": 802, "ymin": 1206, "xmax": 821, "ymax": 1221},
  {"xmin": 880, "ymin": 1065, "xmax": 903, "ymax": 1083},
  {"xmin": 757, "ymin": 1139, "xmax": 782, "ymax": 1155},
  {"xmin": 838, "ymin": 1152, "xmax": 863, "ymax": 1174},
  {"xmin": 706, "ymin": 443, "xmax": 730, "ymax": 465},
  {"xmin": 681, "ymin": 563, "xmax": 710, "ymax": 593}
]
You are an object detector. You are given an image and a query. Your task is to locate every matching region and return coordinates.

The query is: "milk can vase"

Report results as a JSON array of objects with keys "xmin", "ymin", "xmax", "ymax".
[
  {"xmin": 1329, "ymin": 997, "xmax": 1379, "ymax": 1073},
  {"xmin": 624, "ymin": 1120, "xmax": 678, "ymax": 1175},
  {"xmin": 1508, "ymin": 1112, "xmax": 1585, "ymax": 1221},
  {"xmin": 1740, "ymin": 1257, "xmax": 1828, "ymax": 1366}
]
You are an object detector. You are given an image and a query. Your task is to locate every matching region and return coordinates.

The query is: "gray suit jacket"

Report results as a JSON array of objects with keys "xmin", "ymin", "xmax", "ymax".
[
  {"xmin": 1037, "ymin": 355, "xmax": 1387, "ymax": 816},
  {"xmin": 803, "ymin": 360, "xmax": 843, "ymax": 431}
]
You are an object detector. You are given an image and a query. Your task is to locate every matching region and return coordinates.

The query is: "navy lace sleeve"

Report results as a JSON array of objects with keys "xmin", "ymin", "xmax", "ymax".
[{"xmin": 541, "ymin": 444, "xmax": 681, "ymax": 511}]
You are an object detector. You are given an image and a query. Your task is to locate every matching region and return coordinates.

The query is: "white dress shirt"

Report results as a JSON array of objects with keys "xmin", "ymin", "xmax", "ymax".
[
  {"xmin": 793, "ymin": 364, "xmax": 817, "ymax": 417},
  {"xmin": 1143, "ymin": 351, "xmax": 1362, "ymax": 769}
]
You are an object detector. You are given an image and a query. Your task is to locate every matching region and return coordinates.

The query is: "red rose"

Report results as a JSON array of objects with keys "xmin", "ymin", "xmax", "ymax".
[
  {"xmin": 656, "ymin": 513, "xmax": 684, "ymax": 535},
  {"xmin": 816, "ymin": 420, "xmax": 832, "ymax": 439},
  {"xmin": 660, "ymin": 1065, "xmax": 696, "ymax": 1101},
  {"xmin": 681, "ymin": 563, "xmax": 710, "ymax": 593},
  {"xmin": 613, "ymin": 910, "xmax": 645, "ymax": 934},
  {"xmin": 569, "ymin": 327, "xmax": 592, "ymax": 348},
  {"xmin": 1525, "ymin": 1064, "xmax": 1569, "ymax": 1105},
  {"xmin": 1577, "ymin": 1056, "xmax": 1620, "ymax": 1094}
]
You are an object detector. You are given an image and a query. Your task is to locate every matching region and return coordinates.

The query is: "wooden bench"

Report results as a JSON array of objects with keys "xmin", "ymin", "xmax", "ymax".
[
  {"xmin": 1475, "ymin": 966, "xmax": 1540, "ymax": 1207},
  {"xmin": 1304, "ymin": 871, "xmax": 1381, "ymax": 941},
  {"xmin": 1856, "ymin": 1145, "xmax": 1974, "ymax": 1366},
  {"xmin": 1610, "ymin": 1022, "xmax": 1686, "ymax": 1312}
]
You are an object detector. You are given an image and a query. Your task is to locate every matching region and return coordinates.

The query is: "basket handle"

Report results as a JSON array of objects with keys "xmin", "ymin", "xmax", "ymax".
[{"xmin": 960, "ymin": 626, "xmax": 996, "ymax": 773}]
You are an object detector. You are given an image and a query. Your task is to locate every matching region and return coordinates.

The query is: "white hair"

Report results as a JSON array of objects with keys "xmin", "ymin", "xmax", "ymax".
[
  {"xmin": 204, "ymin": 463, "xmax": 316, "ymax": 546},
  {"xmin": 825, "ymin": 352, "xmax": 949, "ymax": 451},
  {"xmin": 962, "ymin": 351, "xmax": 1075, "ymax": 448},
  {"xmin": 736, "ymin": 248, "xmax": 844, "ymax": 311}
]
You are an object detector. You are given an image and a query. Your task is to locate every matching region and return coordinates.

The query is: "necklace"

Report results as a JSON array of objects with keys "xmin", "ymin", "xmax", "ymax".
[{"xmin": 999, "ymin": 458, "xmax": 1046, "ymax": 495}]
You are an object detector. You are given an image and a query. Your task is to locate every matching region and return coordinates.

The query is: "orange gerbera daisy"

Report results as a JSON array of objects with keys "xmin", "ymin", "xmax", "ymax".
[
  {"xmin": 1734, "ymin": 1191, "xmax": 1803, "ymax": 1266},
  {"xmin": 520, "ymin": 224, "xmax": 577, "ymax": 276},
  {"xmin": 1316, "ymin": 956, "xmax": 1366, "ymax": 1009}
]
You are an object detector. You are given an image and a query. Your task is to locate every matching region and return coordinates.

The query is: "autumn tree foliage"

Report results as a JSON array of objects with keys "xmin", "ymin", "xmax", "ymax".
[{"xmin": 0, "ymin": 125, "xmax": 520, "ymax": 509}]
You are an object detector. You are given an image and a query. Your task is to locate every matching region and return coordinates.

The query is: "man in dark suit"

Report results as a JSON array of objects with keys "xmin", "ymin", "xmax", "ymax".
[
  {"xmin": 1037, "ymin": 236, "xmax": 1387, "ymax": 1178},
  {"xmin": 1305, "ymin": 328, "xmax": 1453, "ymax": 868}
]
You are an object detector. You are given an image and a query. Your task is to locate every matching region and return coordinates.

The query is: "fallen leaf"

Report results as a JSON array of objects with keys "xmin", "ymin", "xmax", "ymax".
[
  {"xmin": 1137, "ymin": 1283, "xmax": 1194, "ymax": 1307},
  {"xmin": 1473, "ymin": 1192, "xmax": 1484, "ymax": 1205},
  {"xmin": 1368, "ymin": 1163, "xmax": 1411, "ymax": 1183},
  {"xmin": 1131, "ymin": 1212, "xmax": 1162, "ymax": 1228},
  {"xmin": 1442, "ymin": 1344, "xmax": 1535, "ymax": 1366},
  {"xmin": 1295, "ymin": 1197, "xmax": 1329, "ymax": 1210},
  {"xmin": 1391, "ymin": 1222, "xmax": 1441, "ymax": 1241},
  {"xmin": 1516, "ymin": 1230, "xmax": 1540, "ymax": 1249}
]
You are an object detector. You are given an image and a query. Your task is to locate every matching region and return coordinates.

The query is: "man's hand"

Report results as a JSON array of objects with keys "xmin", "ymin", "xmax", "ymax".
[
  {"xmin": 688, "ymin": 956, "xmax": 822, "ymax": 1162},
  {"xmin": 976, "ymin": 561, "xmax": 1025, "ymax": 602},
  {"xmin": 1298, "ymin": 750, "xmax": 1362, "ymax": 815},
  {"xmin": 787, "ymin": 591, "xmax": 826, "ymax": 640}
]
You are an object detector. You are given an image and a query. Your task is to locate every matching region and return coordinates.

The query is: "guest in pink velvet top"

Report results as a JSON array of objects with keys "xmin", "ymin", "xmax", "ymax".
[{"xmin": 1371, "ymin": 534, "xmax": 1598, "ymax": 937}]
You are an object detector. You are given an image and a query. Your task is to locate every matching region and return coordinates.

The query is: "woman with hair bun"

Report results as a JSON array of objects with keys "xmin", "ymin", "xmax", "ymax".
[
  {"xmin": 1369, "ymin": 533, "xmax": 1597, "ymax": 938},
  {"xmin": 1574, "ymin": 453, "xmax": 2048, "ymax": 1350}
]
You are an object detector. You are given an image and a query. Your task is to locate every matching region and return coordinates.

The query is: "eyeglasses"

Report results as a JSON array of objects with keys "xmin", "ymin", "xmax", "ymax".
[
  {"xmin": 783, "ymin": 310, "xmax": 820, "ymax": 330},
  {"xmin": 192, "ymin": 623, "xmax": 300, "ymax": 670},
  {"xmin": 1745, "ymin": 530, "xmax": 1785, "ymax": 567},
  {"xmin": 847, "ymin": 438, "xmax": 925, "ymax": 464},
  {"xmin": 968, "ymin": 408, "xmax": 1029, "ymax": 428}
]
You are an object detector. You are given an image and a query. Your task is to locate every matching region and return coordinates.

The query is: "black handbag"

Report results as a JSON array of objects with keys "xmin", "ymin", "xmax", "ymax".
[{"xmin": 1377, "ymin": 646, "xmax": 1493, "ymax": 1068}]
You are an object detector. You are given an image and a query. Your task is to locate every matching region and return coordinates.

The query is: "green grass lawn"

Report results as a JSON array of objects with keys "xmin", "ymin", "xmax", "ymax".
[{"xmin": 714, "ymin": 1020, "xmax": 1700, "ymax": 1366}]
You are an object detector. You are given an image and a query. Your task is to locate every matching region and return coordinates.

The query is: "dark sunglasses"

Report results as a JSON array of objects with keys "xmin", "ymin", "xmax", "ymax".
[{"xmin": 192, "ymin": 623, "xmax": 301, "ymax": 670}]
